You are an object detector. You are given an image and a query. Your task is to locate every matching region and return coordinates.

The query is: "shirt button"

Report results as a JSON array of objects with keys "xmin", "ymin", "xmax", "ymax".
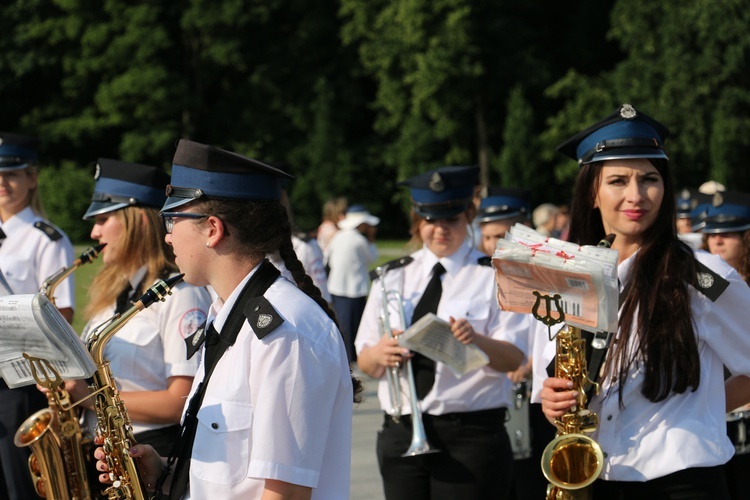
[
  {"xmin": 211, "ymin": 423, "xmax": 219, "ymax": 429},
  {"xmin": 603, "ymin": 452, "xmax": 608, "ymax": 459},
  {"xmin": 606, "ymin": 415, "xmax": 612, "ymax": 421}
]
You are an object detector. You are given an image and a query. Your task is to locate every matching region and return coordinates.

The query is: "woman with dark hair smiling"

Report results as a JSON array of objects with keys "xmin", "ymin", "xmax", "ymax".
[{"xmin": 536, "ymin": 104, "xmax": 750, "ymax": 499}]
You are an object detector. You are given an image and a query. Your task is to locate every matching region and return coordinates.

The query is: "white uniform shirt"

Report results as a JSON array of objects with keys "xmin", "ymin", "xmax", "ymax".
[
  {"xmin": 326, "ymin": 228, "xmax": 377, "ymax": 298},
  {"xmin": 531, "ymin": 249, "xmax": 750, "ymax": 481},
  {"xmin": 0, "ymin": 206, "xmax": 75, "ymax": 305},
  {"xmin": 292, "ymin": 235, "xmax": 331, "ymax": 303},
  {"xmin": 83, "ymin": 267, "xmax": 210, "ymax": 434},
  {"xmin": 184, "ymin": 268, "xmax": 352, "ymax": 499},
  {"xmin": 355, "ymin": 241, "xmax": 530, "ymax": 415}
]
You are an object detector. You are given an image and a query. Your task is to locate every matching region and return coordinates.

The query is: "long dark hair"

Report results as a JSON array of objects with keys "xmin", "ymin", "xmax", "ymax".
[
  {"xmin": 568, "ymin": 159, "xmax": 699, "ymax": 404},
  {"xmin": 189, "ymin": 197, "xmax": 363, "ymax": 403}
]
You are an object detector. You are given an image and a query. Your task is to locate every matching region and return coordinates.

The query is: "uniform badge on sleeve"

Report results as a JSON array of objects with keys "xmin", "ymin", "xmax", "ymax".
[{"xmin": 244, "ymin": 297, "xmax": 284, "ymax": 340}]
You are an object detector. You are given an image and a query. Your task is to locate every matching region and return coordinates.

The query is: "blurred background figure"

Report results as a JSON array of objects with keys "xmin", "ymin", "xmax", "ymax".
[
  {"xmin": 695, "ymin": 190, "xmax": 750, "ymax": 500},
  {"xmin": 64, "ymin": 159, "xmax": 211, "ymax": 458},
  {"xmin": 326, "ymin": 204, "xmax": 379, "ymax": 363},
  {"xmin": 317, "ymin": 196, "xmax": 348, "ymax": 257},
  {"xmin": 532, "ymin": 202, "xmax": 559, "ymax": 237},
  {"xmin": 273, "ymin": 162, "xmax": 332, "ymax": 304},
  {"xmin": 553, "ymin": 204, "xmax": 570, "ymax": 240},
  {"xmin": 675, "ymin": 187, "xmax": 709, "ymax": 249},
  {"xmin": 0, "ymin": 132, "xmax": 75, "ymax": 499},
  {"xmin": 476, "ymin": 187, "xmax": 531, "ymax": 256}
]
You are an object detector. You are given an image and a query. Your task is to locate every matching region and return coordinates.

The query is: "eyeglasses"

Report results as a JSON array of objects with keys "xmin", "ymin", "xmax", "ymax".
[{"xmin": 160, "ymin": 212, "xmax": 210, "ymax": 234}]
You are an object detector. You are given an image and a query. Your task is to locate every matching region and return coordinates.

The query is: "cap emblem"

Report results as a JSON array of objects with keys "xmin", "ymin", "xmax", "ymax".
[
  {"xmin": 696, "ymin": 272, "xmax": 714, "ymax": 290},
  {"xmin": 712, "ymin": 192, "xmax": 724, "ymax": 207},
  {"xmin": 428, "ymin": 172, "xmax": 445, "ymax": 192},
  {"xmin": 257, "ymin": 314, "xmax": 273, "ymax": 329},
  {"xmin": 620, "ymin": 104, "xmax": 637, "ymax": 119},
  {"xmin": 679, "ymin": 188, "xmax": 690, "ymax": 200},
  {"xmin": 94, "ymin": 163, "xmax": 101, "ymax": 180}
]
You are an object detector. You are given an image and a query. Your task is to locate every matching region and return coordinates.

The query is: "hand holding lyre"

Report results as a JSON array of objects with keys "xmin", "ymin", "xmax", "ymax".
[{"xmin": 540, "ymin": 377, "xmax": 578, "ymax": 424}]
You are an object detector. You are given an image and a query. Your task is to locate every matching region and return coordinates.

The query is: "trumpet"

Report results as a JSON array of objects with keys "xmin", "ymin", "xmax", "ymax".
[{"xmin": 374, "ymin": 261, "xmax": 437, "ymax": 457}]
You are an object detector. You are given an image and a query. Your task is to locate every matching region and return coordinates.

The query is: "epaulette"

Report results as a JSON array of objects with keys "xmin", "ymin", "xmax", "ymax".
[
  {"xmin": 369, "ymin": 256, "xmax": 414, "ymax": 281},
  {"xmin": 184, "ymin": 323, "xmax": 207, "ymax": 360},
  {"xmin": 244, "ymin": 296, "xmax": 284, "ymax": 339},
  {"xmin": 692, "ymin": 258, "xmax": 729, "ymax": 302},
  {"xmin": 294, "ymin": 231, "xmax": 312, "ymax": 243},
  {"xmin": 33, "ymin": 221, "xmax": 62, "ymax": 241},
  {"xmin": 477, "ymin": 256, "xmax": 492, "ymax": 267}
]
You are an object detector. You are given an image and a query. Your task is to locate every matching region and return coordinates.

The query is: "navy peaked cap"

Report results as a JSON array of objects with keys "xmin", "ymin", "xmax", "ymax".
[
  {"xmin": 693, "ymin": 191, "xmax": 750, "ymax": 234},
  {"xmin": 477, "ymin": 187, "xmax": 531, "ymax": 223},
  {"xmin": 0, "ymin": 132, "xmax": 40, "ymax": 171},
  {"xmin": 162, "ymin": 139, "xmax": 292, "ymax": 211},
  {"xmin": 399, "ymin": 166, "xmax": 479, "ymax": 219},
  {"xmin": 84, "ymin": 159, "xmax": 170, "ymax": 219},
  {"xmin": 557, "ymin": 104, "xmax": 670, "ymax": 166}
]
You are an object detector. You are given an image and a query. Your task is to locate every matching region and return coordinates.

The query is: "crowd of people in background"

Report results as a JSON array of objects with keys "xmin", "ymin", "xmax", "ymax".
[{"xmin": 0, "ymin": 101, "xmax": 749, "ymax": 500}]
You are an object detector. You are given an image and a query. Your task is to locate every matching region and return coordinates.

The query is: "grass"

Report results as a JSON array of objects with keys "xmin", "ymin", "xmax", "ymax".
[{"xmin": 70, "ymin": 240, "xmax": 410, "ymax": 333}]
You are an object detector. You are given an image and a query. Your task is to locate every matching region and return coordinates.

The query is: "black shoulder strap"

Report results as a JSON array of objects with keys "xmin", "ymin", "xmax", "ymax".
[
  {"xmin": 368, "ymin": 256, "xmax": 414, "ymax": 281},
  {"xmin": 692, "ymin": 258, "xmax": 729, "ymax": 302},
  {"xmin": 477, "ymin": 256, "xmax": 492, "ymax": 267},
  {"xmin": 33, "ymin": 221, "xmax": 62, "ymax": 241}
]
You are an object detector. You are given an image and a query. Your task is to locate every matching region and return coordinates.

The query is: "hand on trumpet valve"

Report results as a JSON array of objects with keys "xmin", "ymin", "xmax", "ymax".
[
  {"xmin": 449, "ymin": 316, "xmax": 475, "ymax": 344},
  {"xmin": 374, "ymin": 331, "xmax": 411, "ymax": 368},
  {"xmin": 540, "ymin": 377, "xmax": 578, "ymax": 424}
]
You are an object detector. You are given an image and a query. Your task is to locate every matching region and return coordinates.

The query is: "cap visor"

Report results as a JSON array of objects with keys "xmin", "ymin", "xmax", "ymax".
[
  {"xmin": 82, "ymin": 201, "xmax": 129, "ymax": 220},
  {"xmin": 160, "ymin": 195, "xmax": 195, "ymax": 213}
]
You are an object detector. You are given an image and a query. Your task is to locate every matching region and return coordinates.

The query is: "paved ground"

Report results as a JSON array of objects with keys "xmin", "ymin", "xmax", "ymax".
[{"xmin": 350, "ymin": 368, "xmax": 386, "ymax": 500}]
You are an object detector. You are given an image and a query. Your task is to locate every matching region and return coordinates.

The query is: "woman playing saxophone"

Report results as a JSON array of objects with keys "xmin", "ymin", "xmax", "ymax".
[
  {"xmin": 534, "ymin": 104, "xmax": 750, "ymax": 499},
  {"xmin": 62, "ymin": 159, "xmax": 211, "ymax": 457}
]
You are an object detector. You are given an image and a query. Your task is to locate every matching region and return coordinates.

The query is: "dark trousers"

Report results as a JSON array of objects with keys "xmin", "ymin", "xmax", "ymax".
[
  {"xmin": 508, "ymin": 403, "xmax": 557, "ymax": 499},
  {"xmin": 593, "ymin": 466, "xmax": 730, "ymax": 500},
  {"xmin": 376, "ymin": 409, "xmax": 513, "ymax": 500},
  {"xmin": 723, "ymin": 452, "xmax": 750, "ymax": 500},
  {"xmin": 0, "ymin": 384, "xmax": 48, "ymax": 499},
  {"xmin": 331, "ymin": 295, "xmax": 367, "ymax": 362}
]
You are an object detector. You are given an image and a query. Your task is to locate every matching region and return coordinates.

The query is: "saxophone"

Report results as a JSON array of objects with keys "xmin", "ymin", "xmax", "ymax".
[
  {"xmin": 540, "ymin": 326, "xmax": 604, "ymax": 500},
  {"xmin": 14, "ymin": 244, "xmax": 105, "ymax": 500},
  {"xmin": 86, "ymin": 274, "xmax": 183, "ymax": 499}
]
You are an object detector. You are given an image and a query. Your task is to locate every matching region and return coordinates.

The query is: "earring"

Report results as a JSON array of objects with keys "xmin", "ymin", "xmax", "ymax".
[{"xmin": 206, "ymin": 241, "xmax": 211, "ymax": 248}]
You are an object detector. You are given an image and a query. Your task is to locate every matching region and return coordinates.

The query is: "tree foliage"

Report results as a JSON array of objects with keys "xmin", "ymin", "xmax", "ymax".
[{"xmin": 0, "ymin": 0, "xmax": 747, "ymax": 241}]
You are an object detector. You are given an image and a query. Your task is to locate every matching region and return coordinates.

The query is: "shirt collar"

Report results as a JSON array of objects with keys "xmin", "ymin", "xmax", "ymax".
[
  {"xmin": 420, "ymin": 239, "xmax": 473, "ymax": 276},
  {"xmin": 617, "ymin": 250, "xmax": 639, "ymax": 291},
  {"xmin": 1, "ymin": 206, "xmax": 35, "ymax": 233},
  {"xmin": 128, "ymin": 265, "xmax": 148, "ymax": 291},
  {"xmin": 206, "ymin": 263, "xmax": 262, "ymax": 333}
]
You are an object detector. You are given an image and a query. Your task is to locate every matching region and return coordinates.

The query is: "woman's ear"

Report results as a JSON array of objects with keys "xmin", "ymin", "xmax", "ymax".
[{"xmin": 205, "ymin": 215, "xmax": 225, "ymax": 248}]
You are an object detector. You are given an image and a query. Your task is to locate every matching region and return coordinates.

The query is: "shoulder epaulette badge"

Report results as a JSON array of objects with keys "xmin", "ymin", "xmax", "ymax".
[
  {"xmin": 33, "ymin": 221, "xmax": 62, "ymax": 241},
  {"xmin": 369, "ymin": 256, "xmax": 414, "ymax": 281},
  {"xmin": 244, "ymin": 296, "xmax": 284, "ymax": 339},
  {"xmin": 693, "ymin": 259, "xmax": 729, "ymax": 302}
]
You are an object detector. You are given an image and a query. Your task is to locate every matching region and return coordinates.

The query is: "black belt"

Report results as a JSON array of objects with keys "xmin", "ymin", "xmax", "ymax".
[{"xmin": 386, "ymin": 408, "xmax": 507, "ymax": 425}]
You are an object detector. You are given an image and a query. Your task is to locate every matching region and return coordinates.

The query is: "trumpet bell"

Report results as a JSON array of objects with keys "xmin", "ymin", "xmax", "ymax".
[{"xmin": 541, "ymin": 433, "xmax": 603, "ymax": 491}]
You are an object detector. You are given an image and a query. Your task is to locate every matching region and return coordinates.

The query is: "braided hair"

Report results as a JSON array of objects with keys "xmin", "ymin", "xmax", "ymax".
[{"xmin": 189, "ymin": 197, "xmax": 363, "ymax": 403}]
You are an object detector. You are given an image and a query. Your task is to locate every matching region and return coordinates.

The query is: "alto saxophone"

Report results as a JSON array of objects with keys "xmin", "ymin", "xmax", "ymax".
[
  {"xmin": 86, "ymin": 274, "xmax": 183, "ymax": 499},
  {"xmin": 540, "ymin": 324, "xmax": 604, "ymax": 500},
  {"xmin": 14, "ymin": 244, "xmax": 105, "ymax": 500}
]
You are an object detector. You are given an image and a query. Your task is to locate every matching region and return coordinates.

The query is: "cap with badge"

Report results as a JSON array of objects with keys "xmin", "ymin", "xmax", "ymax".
[
  {"xmin": 0, "ymin": 132, "xmax": 40, "ymax": 171},
  {"xmin": 83, "ymin": 159, "xmax": 171, "ymax": 219},
  {"xmin": 477, "ymin": 187, "xmax": 531, "ymax": 224},
  {"xmin": 693, "ymin": 191, "xmax": 750, "ymax": 234},
  {"xmin": 675, "ymin": 188, "xmax": 711, "ymax": 220},
  {"xmin": 162, "ymin": 139, "xmax": 292, "ymax": 211},
  {"xmin": 399, "ymin": 165, "xmax": 479, "ymax": 219},
  {"xmin": 557, "ymin": 103, "xmax": 670, "ymax": 166}
]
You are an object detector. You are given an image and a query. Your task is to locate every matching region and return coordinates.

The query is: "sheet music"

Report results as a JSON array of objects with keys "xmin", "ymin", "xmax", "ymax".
[
  {"xmin": 399, "ymin": 313, "xmax": 489, "ymax": 377},
  {"xmin": 0, "ymin": 293, "xmax": 95, "ymax": 388}
]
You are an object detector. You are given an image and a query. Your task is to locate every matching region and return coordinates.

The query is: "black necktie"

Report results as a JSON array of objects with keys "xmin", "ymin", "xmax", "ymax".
[
  {"xmin": 0, "ymin": 228, "xmax": 6, "ymax": 247},
  {"xmin": 114, "ymin": 283, "xmax": 132, "ymax": 315},
  {"xmin": 411, "ymin": 262, "xmax": 445, "ymax": 400},
  {"xmin": 170, "ymin": 324, "xmax": 220, "ymax": 499}
]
